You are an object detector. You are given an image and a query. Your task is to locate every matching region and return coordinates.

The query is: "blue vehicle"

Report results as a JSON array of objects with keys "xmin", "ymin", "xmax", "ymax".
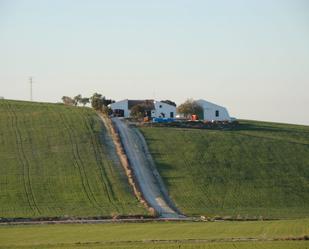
[{"xmin": 153, "ymin": 117, "xmax": 175, "ymax": 123}]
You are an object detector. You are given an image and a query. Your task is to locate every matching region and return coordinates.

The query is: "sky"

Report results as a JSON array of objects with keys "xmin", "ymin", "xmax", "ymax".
[{"xmin": 0, "ymin": 0, "xmax": 309, "ymax": 125}]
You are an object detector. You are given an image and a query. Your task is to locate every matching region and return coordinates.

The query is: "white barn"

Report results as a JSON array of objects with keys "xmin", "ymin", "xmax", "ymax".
[
  {"xmin": 196, "ymin": 99, "xmax": 231, "ymax": 122},
  {"xmin": 109, "ymin": 99, "xmax": 176, "ymax": 119}
]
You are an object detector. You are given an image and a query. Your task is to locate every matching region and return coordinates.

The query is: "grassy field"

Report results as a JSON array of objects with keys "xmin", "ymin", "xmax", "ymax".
[
  {"xmin": 0, "ymin": 219, "xmax": 308, "ymax": 248},
  {"xmin": 140, "ymin": 120, "xmax": 309, "ymax": 218},
  {"xmin": 2, "ymin": 241, "xmax": 306, "ymax": 249},
  {"xmin": 0, "ymin": 100, "xmax": 146, "ymax": 218}
]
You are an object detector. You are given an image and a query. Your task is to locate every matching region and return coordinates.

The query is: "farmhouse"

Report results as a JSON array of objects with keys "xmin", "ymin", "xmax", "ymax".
[
  {"xmin": 110, "ymin": 99, "xmax": 176, "ymax": 118},
  {"xmin": 196, "ymin": 99, "xmax": 231, "ymax": 122}
]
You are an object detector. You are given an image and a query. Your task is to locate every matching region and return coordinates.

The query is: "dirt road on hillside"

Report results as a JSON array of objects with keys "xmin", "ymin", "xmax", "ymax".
[{"xmin": 112, "ymin": 118, "xmax": 183, "ymax": 218}]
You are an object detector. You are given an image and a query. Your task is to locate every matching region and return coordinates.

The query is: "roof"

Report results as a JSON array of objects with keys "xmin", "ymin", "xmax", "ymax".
[
  {"xmin": 196, "ymin": 99, "xmax": 226, "ymax": 109},
  {"xmin": 128, "ymin": 99, "xmax": 155, "ymax": 110}
]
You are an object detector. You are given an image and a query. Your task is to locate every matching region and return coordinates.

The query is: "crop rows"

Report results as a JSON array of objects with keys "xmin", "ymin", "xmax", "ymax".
[
  {"xmin": 0, "ymin": 100, "xmax": 146, "ymax": 218},
  {"xmin": 140, "ymin": 120, "xmax": 309, "ymax": 218}
]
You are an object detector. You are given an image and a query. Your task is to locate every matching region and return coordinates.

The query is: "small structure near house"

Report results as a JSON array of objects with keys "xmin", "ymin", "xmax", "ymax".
[
  {"xmin": 109, "ymin": 99, "xmax": 176, "ymax": 119},
  {"xmin": 196, "ymin": 99, "xmax": 231, "ymax": 122}
]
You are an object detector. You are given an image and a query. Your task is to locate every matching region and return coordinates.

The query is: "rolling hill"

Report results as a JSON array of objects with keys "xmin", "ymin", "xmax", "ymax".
[
  {"xmin": 140, "ymin": 120, "xmax": 309, "ymax": 218},
  {"xmin": 0, "ymin": 100, "xmax": 147, "ymax": 219},
  {"xmin": 1, "ymin": 99, "xmax": 308, "ymax": 220}
]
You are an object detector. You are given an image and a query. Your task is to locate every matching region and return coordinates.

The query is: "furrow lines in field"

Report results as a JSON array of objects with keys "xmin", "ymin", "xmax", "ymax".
[
  {"xmin": 161, "ymin": 130, "xmax": 212, "ymax": 211},
  {"xmin": 62, "ymin": 110, "xmax": 105, "ymax": 209},
  {"xmin": 56, "ymin": 109, "xmax": 102, "ymax": 210},
  {"xmin": 75, "ymin": 109, "xmax": 116, "ymax": 206},
  {"xmin": 161, "ymin": 134, "xmax": 193, "ymax": 208},
  {"xmin": 28, "ymin": 106, "xmax": 60, "ymax": 215},
  {"xmin": 4, "ymin": 101, "xmax": 41, "ymax": 215}
]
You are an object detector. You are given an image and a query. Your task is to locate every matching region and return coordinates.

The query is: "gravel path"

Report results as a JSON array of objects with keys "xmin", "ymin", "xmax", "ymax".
[{"xmin": 112, "ymin": 118, "xmax": 183, "ymax": 218}]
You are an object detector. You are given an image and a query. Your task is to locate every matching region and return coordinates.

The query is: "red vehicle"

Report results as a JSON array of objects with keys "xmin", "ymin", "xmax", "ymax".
[{"xmin": 191, "ymin": 114, "xmax": 199, "ymax": 121}]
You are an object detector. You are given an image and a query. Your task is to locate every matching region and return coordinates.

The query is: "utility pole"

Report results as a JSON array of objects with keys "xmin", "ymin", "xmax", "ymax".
[{"xmin": 29, "ymin": 76, "xmax": 33, "ymax": 101}]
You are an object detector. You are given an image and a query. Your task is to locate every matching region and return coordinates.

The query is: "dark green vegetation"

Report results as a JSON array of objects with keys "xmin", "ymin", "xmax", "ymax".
[
  {"xmin": 0, "ymin": 219, "xmax": 308, "ymax": 248},
  {"xmin": 141, "ymin": 120, "xmax": 309, "ymax": 218},
  {"xmin": 0, "ymin": 100, "xmax": 146, "ymax": 218}
]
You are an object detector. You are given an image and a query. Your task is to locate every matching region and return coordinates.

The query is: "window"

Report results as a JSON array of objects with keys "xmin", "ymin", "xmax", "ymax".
[
  {"xmin": 215, "ymin": 110, "xmax": 219, "ymax": 117},
  {"xmin": 159, "ymin": 105, "xmax": 162, "ymax": 108},
  {"xmin": 170, "ymin": 112, "xmax": 174, "ymax": 118}
]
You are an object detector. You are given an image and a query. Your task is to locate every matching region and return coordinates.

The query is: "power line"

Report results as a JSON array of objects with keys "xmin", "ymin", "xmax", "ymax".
[{"xmin": 29, "ymin": 76, "xmax": 33, "ymax": 101}]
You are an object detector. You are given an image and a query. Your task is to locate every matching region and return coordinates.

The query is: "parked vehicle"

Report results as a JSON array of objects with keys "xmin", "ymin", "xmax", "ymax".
[{"xmin": 153, "ymin": 118, "xmax": 175, "ymax": 123}]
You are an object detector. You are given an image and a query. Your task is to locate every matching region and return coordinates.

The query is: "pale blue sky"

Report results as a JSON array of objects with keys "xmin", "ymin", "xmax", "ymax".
[{"xmin": 1, "ymin": 0, "xmax": 309, "ymax": 124}]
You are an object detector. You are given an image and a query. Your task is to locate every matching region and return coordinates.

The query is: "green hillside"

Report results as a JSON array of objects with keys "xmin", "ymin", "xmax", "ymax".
[
  {"xmin": 0, "ymin": 100, "xmax": 146, "ymax": 219},
  {"xmin": 140, "ymin": 120, "xmax": 309, "ymax": 218}
]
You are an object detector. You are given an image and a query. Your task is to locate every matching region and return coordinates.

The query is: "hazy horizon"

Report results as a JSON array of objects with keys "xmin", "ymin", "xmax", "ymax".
[{"xmin": 1, "ymin": 0, "xmax": 309, "ymax": 125}]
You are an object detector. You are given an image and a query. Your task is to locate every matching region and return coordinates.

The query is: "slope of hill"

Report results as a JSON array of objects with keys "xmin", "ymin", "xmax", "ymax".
[
  {"xmin": 140, "ymin": 120, "xmax": 309, "ymax": 218},
  {"xmin": 0, "ymin": 100, "xmax": 147, "ymax": 219}
]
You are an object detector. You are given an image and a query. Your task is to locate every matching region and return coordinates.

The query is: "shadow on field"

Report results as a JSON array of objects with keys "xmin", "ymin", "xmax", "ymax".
[{"xmin": 154, "ymin": 162, "xmax": 186, "ymax": 189}]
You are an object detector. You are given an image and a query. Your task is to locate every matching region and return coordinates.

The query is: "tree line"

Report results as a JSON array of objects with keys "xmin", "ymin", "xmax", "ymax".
[
  {"xmin": 61, "ymin": 93, "xmax": 114, "ymax": 113},
  {"xmin": 61, "ymin": 94, "xmax": 202, "ymax": 118},
  {"xmin": 129, "ymin": 99, "xmax": 202, "ymax": 119}
]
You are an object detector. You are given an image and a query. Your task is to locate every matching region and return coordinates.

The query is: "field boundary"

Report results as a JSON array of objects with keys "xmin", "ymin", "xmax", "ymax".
[
  {"xmin": 135, "ymin": 128, "xmax": 183, "ymax": 215},
  {"xmin": 0, "ymin": 236, "xmax": 308, "ymax": 248},
  {"xmin": 97, "ymin": 113, "xmax": 155, "ymax": 216},
  {"xmin": 111, "ymin": 117, "xmax": 183, "ymax": 218}
]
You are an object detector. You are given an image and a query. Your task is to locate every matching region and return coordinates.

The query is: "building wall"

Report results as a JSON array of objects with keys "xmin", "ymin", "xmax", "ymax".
[
  {"xmin": 196, "ymin": 99, "xmax": 231, "ymax": 121},
  {"xmin": 110, "ymin": 99, "xmax": 176, "ymax": 119},
  {"xmin": 152, "ymin": 101, "xmax": 176, "ymax": 118},
  {"xmin": 110, "ymin": 99, "xmax": 130, "ymax": 117}
]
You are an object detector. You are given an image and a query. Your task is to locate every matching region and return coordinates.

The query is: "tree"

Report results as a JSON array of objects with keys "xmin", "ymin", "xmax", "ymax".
[
  {"xmin": 90, "ymin": 93, "xmax": 103, "ymax": 110},
  {"xmin": 90, "ymin": 93, "xmax": 115, "ymax": 111},
  {"xmin": 61, "ymin": 96, "xmax": 75, "ymax": 106},
  {"xmin": 177, "ymin": 99, "xmax": 203, "ymax": 118},
  {"xmin": 161, "ymin": 100, "xmax": 176, "ymax": 107},
  {"xmin": 103, "ymin": 98, "xmax": 115, "ymax": 106},
  {"xmin": 73, "ymin": 94, "xmax": 82, "ymax": 106},
  {"xmin": 130, "ymin": 102, "xmax": 154, "ymax": 119},
  {"xmin": 80, "ymin": 97, "xmax": 90, "ymax": 106},
  {"xmin": 130, "ymin": 104, "xmax": 147, "ymax": 119}
]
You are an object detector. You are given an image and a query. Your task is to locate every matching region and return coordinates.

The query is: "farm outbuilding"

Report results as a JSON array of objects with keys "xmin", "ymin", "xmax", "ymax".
[
  {"xmin": 196, "ymin": 99, "xmax": 231, "ymax": 122},
  {"xmin": 109, "ymin": 99, "xmax": 176, "ymax": 119}
]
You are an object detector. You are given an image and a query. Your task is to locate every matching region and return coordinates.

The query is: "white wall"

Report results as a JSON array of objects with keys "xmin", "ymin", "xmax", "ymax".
[
  {"xmin": 153, "ymin": 101, "xmax": 176, "ymax": 118},
  {"xmin": 196, "ymin": 99, "xmax": 231, "ymax": 121},
  {"xmin": 109, "ymin": 99, "xmax": 130, "ymax": 117},
  {"xmin": 110, "ymin": 99, "xmax": 176, "ymax": 119}
]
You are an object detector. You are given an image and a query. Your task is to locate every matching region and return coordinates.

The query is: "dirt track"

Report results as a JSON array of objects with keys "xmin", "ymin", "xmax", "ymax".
[{"xmin": 112, "ymin": 118, "xmax": 183, "ymax": 218}]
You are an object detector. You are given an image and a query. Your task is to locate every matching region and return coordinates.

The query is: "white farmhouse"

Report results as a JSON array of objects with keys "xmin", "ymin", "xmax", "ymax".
[
  {"xmin": 152, "ymin": 101, "xmax": 176, "ymax": 119},
  {"xmin": 196, "ymin": 99, "xmax": 231, "ymax": 122},
  {"xmin": 109, "ymin": 99, "xmax": 176, "ymax": 118}
]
